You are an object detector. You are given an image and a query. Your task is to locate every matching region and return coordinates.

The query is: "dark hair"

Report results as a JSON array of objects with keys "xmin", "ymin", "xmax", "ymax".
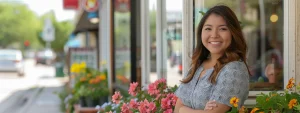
[{"xmin": 181, "ymin": 5, "xmax": 250, "ymax": 84}]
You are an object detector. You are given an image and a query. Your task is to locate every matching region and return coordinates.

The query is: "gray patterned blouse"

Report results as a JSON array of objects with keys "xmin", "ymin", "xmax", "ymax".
[{"xmin": 175, "ymin": 61, "xmax": 249, "ymax": 110}]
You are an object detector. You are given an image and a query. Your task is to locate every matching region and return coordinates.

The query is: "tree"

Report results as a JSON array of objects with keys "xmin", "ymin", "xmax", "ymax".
[
  {"xmin": 37, "ymin": 11, "xmax": 74, "ymax": 52},
  {"xmin": 0, "ymin": 3, "xmax": 40, "ymax": 49}
]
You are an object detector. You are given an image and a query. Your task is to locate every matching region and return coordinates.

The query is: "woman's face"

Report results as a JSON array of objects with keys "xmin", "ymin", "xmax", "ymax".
[{"xmin": 201, "ymin": 13, "xmax": 232, "ymax": 55}]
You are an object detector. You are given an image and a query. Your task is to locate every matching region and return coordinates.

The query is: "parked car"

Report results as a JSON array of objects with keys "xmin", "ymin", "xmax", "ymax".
[
  {"xmin": 35, "ymin": 49, "xmax": 56, "ymax": 65},
  {"xmin": 0, "ymin": 49, "xmax": 24, "ymax": 76}
]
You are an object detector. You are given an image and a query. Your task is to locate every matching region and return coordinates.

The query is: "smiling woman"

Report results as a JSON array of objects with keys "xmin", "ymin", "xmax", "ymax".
[
  {"xmin": 201, "ymin": 13, "xmax": 232, "ymax": 56},
  {"xmin": 193, "ymin": 0, "xmax": 285, "ymax": 92},
  {"xmin": 174, "ymin": 5, "xmax": 250, "ymax": 113}
]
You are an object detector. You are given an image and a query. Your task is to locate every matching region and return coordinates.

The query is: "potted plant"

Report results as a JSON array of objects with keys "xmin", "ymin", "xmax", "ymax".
[
  {"xmin": 251, "ymin": 77, "xmax": 300, "ymax": 113},
  {"xmin": 73, "ymin": 68, "xmax": 109, "ymax": 107},
  {"xmin": 99, "ymin": 78, "xmax": 178, "ymax": 113}
]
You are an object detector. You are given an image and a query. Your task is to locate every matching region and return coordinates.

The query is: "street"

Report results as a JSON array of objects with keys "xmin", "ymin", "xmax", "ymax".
[{"xmin": 0, "ymin": 59, "xmax": 66, "ymax": 113}]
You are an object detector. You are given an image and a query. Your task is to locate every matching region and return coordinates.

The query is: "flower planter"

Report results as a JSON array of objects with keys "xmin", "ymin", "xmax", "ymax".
[{"xmin": 80, "ymin": 96, "xmax": 108, "ymax": 107}]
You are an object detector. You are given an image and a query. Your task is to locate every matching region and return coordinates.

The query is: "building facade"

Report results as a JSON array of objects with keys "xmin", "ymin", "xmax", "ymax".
[{"xmin": 68, "ymin": 0, "xmax": 300, "ymax": 107}]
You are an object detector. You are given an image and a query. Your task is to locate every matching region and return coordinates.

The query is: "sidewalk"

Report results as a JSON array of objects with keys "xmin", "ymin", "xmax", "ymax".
[
  {"xmin": 23, "ymin": 86, "xmax": 64, "ymax": 113},
  {"xmin": 22, "ymin": 77, "xmax": 68, "ymax": 113},
  {"xmin": 0, "ymin": 77, "xmax": 68, "ymax": 113}
]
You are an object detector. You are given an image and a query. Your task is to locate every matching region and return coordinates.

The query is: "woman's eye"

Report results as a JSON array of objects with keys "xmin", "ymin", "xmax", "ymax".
[
  {"xmin": 204, "ymin": 28, "xmax": 211, "ymax": 30},
  {"xmin": 220, "ymin": 28, "xmax": 228, "ymax": 31}
]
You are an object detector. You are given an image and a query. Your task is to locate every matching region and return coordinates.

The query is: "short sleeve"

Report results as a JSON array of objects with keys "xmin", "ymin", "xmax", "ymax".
[{"xmin": 209, "ymin": 67, "xmax": 249, "ymax": 108}]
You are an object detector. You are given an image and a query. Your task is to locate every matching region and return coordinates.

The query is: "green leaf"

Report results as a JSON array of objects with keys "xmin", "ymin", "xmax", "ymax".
[
  {"xmin": 295, "ymin": 105, "xmax": 300, "ymax": 111},
  {"xmin": 199, "ymin": 11, "xmax": 206, "ymax": 16}
]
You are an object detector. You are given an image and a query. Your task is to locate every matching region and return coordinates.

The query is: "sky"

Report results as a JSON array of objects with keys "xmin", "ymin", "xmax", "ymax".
[
  {"xmin": 19, "ymin": 0, "xmax": 76, "ymax": 22},
  {"xmin": 150, "ymin": 0, "xmax": 183, "ymax": 11}
]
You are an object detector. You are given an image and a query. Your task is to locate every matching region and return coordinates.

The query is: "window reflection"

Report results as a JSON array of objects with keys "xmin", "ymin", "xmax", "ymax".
[
  {"xmin": 194, "ymin": 0, "xmax": 284, "ymax": 90},
  {"xmin": 149, "ymin": 0, "xmax": 157, "ymax": 85},
  {"xmin": 165, "ymin": 8, "xmax": 183, "ymax": 86},
  {"xmin": 114, "ymin": 0, "xmax": 131, "ymax": 90},
  {"xmin": 149, "ymin": 0, "xmax": 183, "ymax": 86}
]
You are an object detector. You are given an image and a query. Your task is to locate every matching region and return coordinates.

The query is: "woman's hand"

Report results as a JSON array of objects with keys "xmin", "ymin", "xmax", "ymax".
[{"xmin": 204, "ymin": 100, "xmax": 218, "ymax": 111}]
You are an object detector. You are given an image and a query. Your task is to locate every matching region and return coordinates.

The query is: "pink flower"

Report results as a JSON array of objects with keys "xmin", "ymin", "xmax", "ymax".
[
  {"xmin": 129, "ymin": 99, "xmax": 139, "ymax": 109},
  {"xmin": 163, "ymin": 109, "xmax": 173, "ymax": 113},
  {"xmin": 161, "ymin": 93, "xmax": 178, "ymax": 109},
  {"xmin": 128, "ymin": 82, "xmax": 139, "ymax": 96},
  {"xmin": 148, "ymin": 83, "xmax": 159, "ymax": 96},
  {"xmin": 138, "ymin": 99, "xmax": 156, "ymax": 113},
  {"xmin": 171, "ymin": 94, "xmax": 178, "ymax": 106},
  {"xmin": 121, "ymin": 103, "xmax": 132, "ymax": 113},
  {"xmin": 161, "ymin": 98, "xmax": 172, "ymax": 109},
  {"xmin": 148, "ymin": 78, "xmax": 167, "ymax": 96},
  {"xmin": 112, "ymin": 91, "xmax": 123, "ymax": 104}
]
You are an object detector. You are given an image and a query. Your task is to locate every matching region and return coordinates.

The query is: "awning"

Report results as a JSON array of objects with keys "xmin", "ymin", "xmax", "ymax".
[
  {"xmin": 65, "ymin": 39, "xmax": 81, "ymax": 47},
  {"xmin": 73, "ymin": 9, "xmax": 99, "ymax": 34}
]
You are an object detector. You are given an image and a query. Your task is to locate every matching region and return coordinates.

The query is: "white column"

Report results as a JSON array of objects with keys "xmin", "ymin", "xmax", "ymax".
[
  {"xmin": 99, "ymin": 0, "xmax": 112, "ymax": 95},
  {"xmin": 182, "ymin": 0, "xmax": 195, "ymax": 75},
  {"xmin": 284, "ymin": 0, "xmax": 296, "ymax": 88},
  {"xmin": 296, "ymin": 0, "xmax": 300, "ymax": 86},
  {"xmin": 156, "ymin": 0, "xmax": 167, "ymax": 79},
  {"xmin": 141, "ymin": 0, "xmax": 151, "ymax": 86}
]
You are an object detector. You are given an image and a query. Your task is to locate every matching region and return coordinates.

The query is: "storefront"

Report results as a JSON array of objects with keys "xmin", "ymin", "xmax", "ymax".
[
  {"xmin": 65, "ymin": 0, "xmax": 101, "ymax": 76},
  {"xmin": 183, "ymin": 0, "xmax": 300, "ymax": 106},
  {"xmin": 73, "ymin": 0, "xmax": 300, "ymax": 107},
  {"xmin": 98, "ymin": 0, "xmax": 142, "ymax": 95}
]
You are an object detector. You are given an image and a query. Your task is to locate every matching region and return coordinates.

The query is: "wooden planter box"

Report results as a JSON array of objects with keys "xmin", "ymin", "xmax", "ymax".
[{"xmin": 74, "ymin": 104, "xmax": 99, "ymax": 113}]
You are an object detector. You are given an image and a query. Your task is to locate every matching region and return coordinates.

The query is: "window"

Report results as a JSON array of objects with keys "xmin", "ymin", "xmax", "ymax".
[
  {"xmin": 113, "ymin": 0, "xmax": 131, "ymax": 91},
  {"xmin": 148, "ymin": 0, "xmax": 183, "ymax": 86},
  {"xmin": 194, "ymin": 0, "xmax": 284, "ymax": 91}
]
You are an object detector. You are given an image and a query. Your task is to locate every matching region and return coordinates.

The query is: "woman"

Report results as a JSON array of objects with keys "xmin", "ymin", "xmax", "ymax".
[{"xmin": 174, "ymin": 5, "xmax": 250, "ymax": 113}]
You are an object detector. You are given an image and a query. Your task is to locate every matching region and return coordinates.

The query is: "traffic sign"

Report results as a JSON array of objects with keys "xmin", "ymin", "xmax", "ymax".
[{"xmin": 42, "ymin": 18, "xmax": 55, "ymax": 42}]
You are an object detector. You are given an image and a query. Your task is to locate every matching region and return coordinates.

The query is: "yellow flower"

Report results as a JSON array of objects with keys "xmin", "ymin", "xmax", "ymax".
[
  {"xmin": 286, "ymin": 77, "xmax": 295, "ymax": 89},
  {"xmin": 230, "ymin": 96, "xmax": 239, "ymax": 107},
  {"xmin": 288, "ymin": 99, "xmax": 297, "ymax": 109},
  {"xmin": 250, "ymin": 107, "xmax": 259, "ymax": 113},
  {"xmin": 70, "ymin": 63, "xmax": 80, "ymax": 73},
  {"xmin": 70, "ymin": 62, "xmax": 86, "ymax": 73},
  {"xmin": 79, "ymin": 62, "xmax": 86, "ymax": 69},
  {"xmin": 98, "ymin": 74, "xmax": 106, "ymax": 81},
  {"xmin": 259, "ymin": 112, "xmax": 264, "ymax": 113},
  {"xmin": 266, "ymin": 97, "xmax": 269, "ymax": 101},
  {"xmin": 238, "ymin": 106, "xmax": 246, "ymax": 113}
]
